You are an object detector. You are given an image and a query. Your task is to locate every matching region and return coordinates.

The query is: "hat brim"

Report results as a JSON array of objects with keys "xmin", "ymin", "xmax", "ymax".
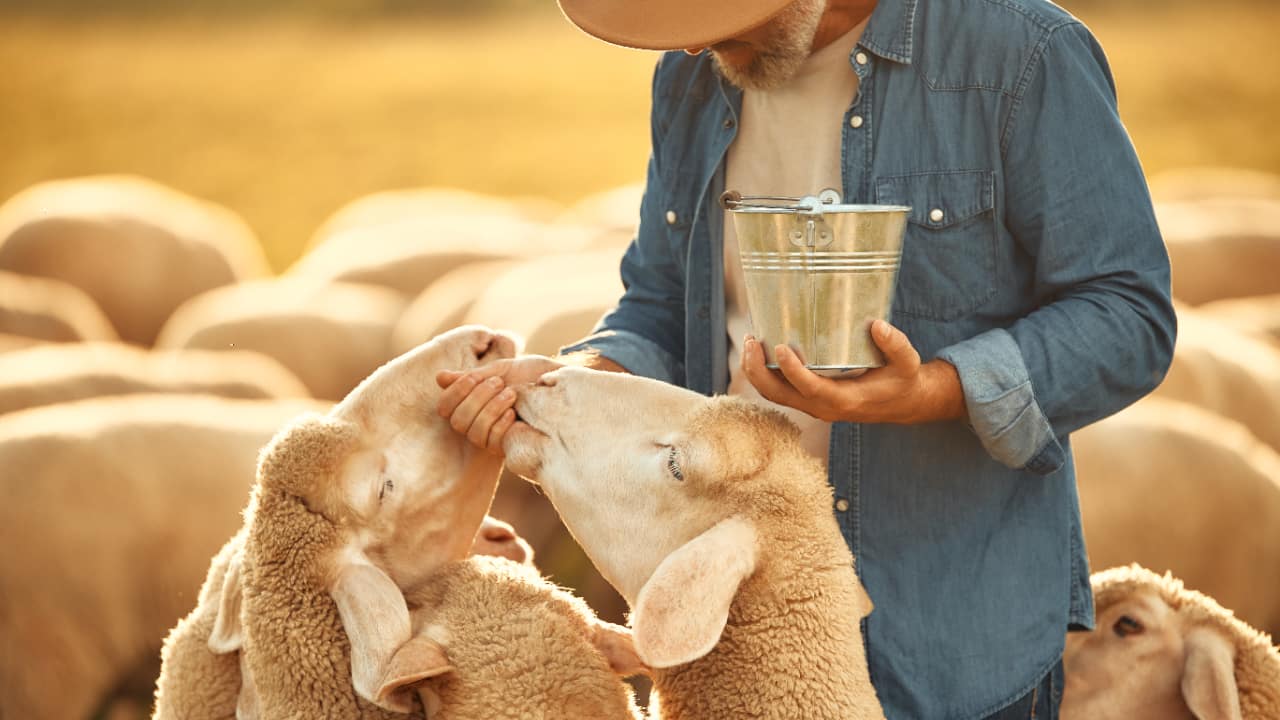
[{"xmin": 557, "ymin": 0, "xmax": 796, "ymax": 51}]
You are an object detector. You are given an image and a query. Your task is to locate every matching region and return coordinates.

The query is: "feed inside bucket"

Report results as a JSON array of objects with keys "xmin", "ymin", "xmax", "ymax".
[{"xmin": 724, "ymin": 190, "xmax": 910, "ymax": 375}]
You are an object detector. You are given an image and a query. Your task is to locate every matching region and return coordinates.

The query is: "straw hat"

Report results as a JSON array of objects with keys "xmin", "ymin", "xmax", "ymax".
[{"xmin": 557, "ymin": 0, "xmax": 796, "ymax": 51}]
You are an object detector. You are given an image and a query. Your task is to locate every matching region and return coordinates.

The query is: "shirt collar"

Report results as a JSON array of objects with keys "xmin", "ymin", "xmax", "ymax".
[{"xmin": 858, "ymin": 0, "xmax": 917, "ymax": 65}]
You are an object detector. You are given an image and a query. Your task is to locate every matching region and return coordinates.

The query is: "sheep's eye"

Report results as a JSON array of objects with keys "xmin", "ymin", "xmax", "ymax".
[
  {"xmin": 666, "ymin": 447, "xmax": 684, "ymax": 482},
  {"xmin": 379, "ymin": 477, "xmax": 394, "ymax": 501},
  {"xmin": 1113, "ymin": 615, "xmax": 1143, "ymax": 638}
]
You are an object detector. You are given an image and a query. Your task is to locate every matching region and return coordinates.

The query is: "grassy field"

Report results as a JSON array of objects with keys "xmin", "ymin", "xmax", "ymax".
[{"xmin": 0, "ymin": 3, "xmax": 1277, "ymax": 271}]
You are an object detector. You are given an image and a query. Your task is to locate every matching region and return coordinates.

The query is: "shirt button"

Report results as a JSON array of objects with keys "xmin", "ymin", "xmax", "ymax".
[
  {"xmin": 929, "ymin": 208, "xmax": 945, "ymax": 223},
  {"xmin": 723, "ymin": 117, "xmax": 736, "ymax": 129},
  {"xmin": 835, "ymin": 498, "xmax": 850, "ymax": 512},
  {"xmin": 849, "ymin": 115, "xmax": 864, "ymax": 129},
  {"xmin": 666, "ymin": 210, "xmax": 678, "ymax": 225},
  {"xmin": 855, "ymin": 51, "xmax": 868, "ymax": 66}
]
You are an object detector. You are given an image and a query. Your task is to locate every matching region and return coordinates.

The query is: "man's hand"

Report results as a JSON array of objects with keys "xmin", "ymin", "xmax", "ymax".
[
  {"xmin": 742, "ymin": 319, "xmax": 967, "ymax": 424},
  {"xmin": 436, "ymin": 355, "xmax": 565, "ymax": 454}
]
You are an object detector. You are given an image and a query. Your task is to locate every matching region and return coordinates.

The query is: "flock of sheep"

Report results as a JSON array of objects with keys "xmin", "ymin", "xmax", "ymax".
[{"xmin": 0, "ymin": 170, "xmax": 1278, "ymax": 718}]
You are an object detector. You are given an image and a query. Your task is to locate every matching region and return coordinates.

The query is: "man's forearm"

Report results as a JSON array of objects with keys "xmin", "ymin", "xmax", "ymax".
[{"xmin": 559, "ymin": 350, "xmax": 631, "ymax": 374}]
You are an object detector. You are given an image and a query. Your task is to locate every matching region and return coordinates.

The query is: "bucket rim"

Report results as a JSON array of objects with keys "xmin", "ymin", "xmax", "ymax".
[{"xmin": 730, "ymin": 203, "xmax": 911, "ymax": 215}]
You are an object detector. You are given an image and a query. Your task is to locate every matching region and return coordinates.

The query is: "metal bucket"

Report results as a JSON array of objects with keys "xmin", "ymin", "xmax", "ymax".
[{"xmin": 723, "ymin": 189, "xmax": 910, "ymax": 376}]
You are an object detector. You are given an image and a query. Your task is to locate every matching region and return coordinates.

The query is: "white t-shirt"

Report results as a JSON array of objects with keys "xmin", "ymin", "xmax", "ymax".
[{"xmin": 723, "ymin": 22, "xmax": 868, "ymax": 467}]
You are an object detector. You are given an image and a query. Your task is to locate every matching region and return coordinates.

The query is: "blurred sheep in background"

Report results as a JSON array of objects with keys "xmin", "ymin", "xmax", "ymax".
[
  {"xmin": 391, "ymin": 259, "xmax": 522, "ymax": 356},
  {"xmin": 1153, "ymin": 305, "xmax": 1280, "ymax": 454},
  {"xmin": 304, "ymin": 187, "xmax": 561, "ymax": 252},
  {"xmin": 154, "ymin": 279, "xmax": 406, "ymax": 401},
  {"xmin": 1155, "ymin": 197, "xmax": 1280, "ymax": 306},
  {"xmin": 1197, "ymin": 294, "xmax": 1280, "ymax": 347},
  {"xmin": 0, "ymin": 394, "xmax": 327, "ymax": 720},
  {"xmin": 0, "ymin": 176, "xmax": 270, "ymax": 346},
  {"xmin": 1073, "ymin": 397, "xmax": 1280, "ymax": 639},
  {"xmin": 0, "ymin": 270, "xmax": 117, "ymax": 345},
  {"xmin": 0, "ymin": 343, "xmax": 309, "ymax": 416}
]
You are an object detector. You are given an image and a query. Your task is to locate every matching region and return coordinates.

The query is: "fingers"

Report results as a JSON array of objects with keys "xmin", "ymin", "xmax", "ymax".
[
  {"xmin": 741, "ymin": 336, "xmax": 807, "ymax": 409},
  {"xmin": 773, "ymin": 345, "xmax": 836, "ymax": 399},
  {"xmin": 871, "ymin": 320, "xmax": 921, "ymax": 374},
  {"xmin": 464, "ymin": 382, "xmax": 517, "ymax": 449},
  {"xmin": 436, "ymin": 361, "xmax": 510, "ymax": 417},
  {"xmin": 484, "ymin": 408, "xmax": 517, "ymax": 455}
]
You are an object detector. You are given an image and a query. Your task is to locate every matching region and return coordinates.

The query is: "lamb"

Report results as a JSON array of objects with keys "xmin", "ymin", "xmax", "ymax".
[
  {"xmin": 399, "ymin": 554, "xmax": 645, "ymax": 720},
  {"xmin": 463, "ymin": 249, "xmax": 624, "ymax": 356},
  {"xmin": 0, "ymin": 175, "xmax": 269, "ymax": 345},
  {"xmin": 1197, "ymin": 293, "xmax": 1280, "ymax": 347},
  {"xmin": 1156, "ymin": 197, "xmax": 1280, "ymax": 305},
  {"xmin": 0, "ymin": 342, "xmax": 309, "ymax": 415},
  {"xmin": 306, "ymin": 187, "xmax": 559, "ymax": 251},
  {"xmin": 391, "ymin": 259, "xmax": 519, "ymax": 356},
  {"xmin": 1153, "ymin": 305, "xmax": 1280, "ymax": 454},
  {"xmin": 154, "ymin": 278, "xmax": 407, "ymax": 400},
  {"xmin": 0, "ymin": 393, "xmax": 327, "ymax": 720},
  {"xmin": 0, "ymin": 269, "xmax": 117, "ymax": 343},
  {"xmin": 286, "ymin": 215, "xmax": 587, "ymax": 298},
  {"xmin": 1061, "ymin": 564, "xmax": 1280, "ymax": 720},
  {"xmin": 504, "ymin": 365, "xmax": 885, "ymax": 720},
  {"xmin": 1072, "ymin": 396, "xmax": 1280, "ymax": 638},
  {"xmin": 153, "ymin": 324, "xmax": 519, "ymax": 718}
]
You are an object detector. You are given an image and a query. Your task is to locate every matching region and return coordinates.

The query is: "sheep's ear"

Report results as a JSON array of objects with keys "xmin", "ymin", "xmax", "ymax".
[
  {"xmin": 376, "ymin": 635, "xmax": 454, "ymax": 711},
  {"xmin": 591, "ymin": 621, "xmax": 650, "ymax": 677},
  {"xmin": 236, "ymin": 650, "xmax": 261, "ymax": 720},
  {"xmin": 208, "ymin": 547, "xmax": 245, "ymax": 653},
  {"xmin": 1181, "ymin": 627, "xmax": 1242, "ymax": 720},
  {"xmin": 330, "ymin": 554, "xmax": 415, "ymax": 713},
  {"xmin": 631, "ymin": 516, "xmax": 757, "ymax": 668}
]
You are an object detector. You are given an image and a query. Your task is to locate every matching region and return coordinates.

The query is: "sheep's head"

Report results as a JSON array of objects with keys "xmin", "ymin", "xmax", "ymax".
[
  {"xmin": 504, "ymin": 366, "xmax": 825, "ymax": 668},
  {"xmin": 242, "ymin": 324, "xmax": 519, "ymax": 711},
  {"xmin": 1062, "ymin": 565, "xmax": 1244, "ymax": 720}
]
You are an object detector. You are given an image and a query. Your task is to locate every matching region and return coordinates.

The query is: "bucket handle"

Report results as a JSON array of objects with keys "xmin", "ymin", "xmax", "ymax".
[{"xmin": 719, "ymin": 188, "xmax": 842, "ymax": 214}]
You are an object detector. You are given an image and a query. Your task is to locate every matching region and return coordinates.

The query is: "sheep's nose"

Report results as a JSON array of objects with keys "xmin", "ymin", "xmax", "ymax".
[{"xmin": 470, "ymin": 334, "xmax": 495, "ymax": 359}]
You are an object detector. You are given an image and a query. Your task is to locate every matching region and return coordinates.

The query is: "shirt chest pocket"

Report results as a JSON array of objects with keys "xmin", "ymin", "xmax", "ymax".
[{"xmin": 874, "ymin": 170, "xmax": 998, "ymax": 322}]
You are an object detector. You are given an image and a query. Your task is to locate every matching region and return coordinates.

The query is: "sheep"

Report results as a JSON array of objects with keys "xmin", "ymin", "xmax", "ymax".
[
  {"xmin": 153, "ymin": 325, "xmax": 519, "ymax": 719},
  {"xmin": 391, "ymin": 259, "xmax": 519, "ymax": 356},
  {"xmin": 503, "ymin": 365, "xmax": 885, "ymax": 720},
  {"xmin": 0, "ymin": 175, "xmax": 269, "ymax": 345},
  {"xmin": 154, "ymin": 278, "xmax": 407, "ymax": 401},
  {"xmin": 1153, "ymin": 305, "xmax": 1280, "ymax": 454},
  {"xmin": 286, "ymin": 215, "xmax": 590, "ymax": 299},
  {"xmin": 0, "ymin": 342, "xmax": 309, "ymax": 416},
  {"xmin": 464, "ymin": 249, "xmax": 624, "ymax": 356},
  {"xmin": 1197, "ymin": 294, "xmax": 1280, "ymax": 347},
  {"xmin": 1061, "ymin": 564, "xmax": 1280, "ymax": 720},
  {"xmin": 1148, "ymin": 166, "xmax": 1280, "ymax": 203},
  {"xmin": 0, "ymin": 393, "xmax": 327, "ymax": 720},
  {"xmin": 400, "ymin": 554, "xmax": 644, "ymax": 720},
  {"xmin": 1156, "ymin": 197, "xmax": 1280, "ymax": 305},
  {"xmin": 0, "ymin": 269, "xmax": 117, "ymax": 343},
  {"xmin": 553, "ymin": 183, "xmax": 645, "ymax": 248},
  {"xmin": 1072, "ymin": 396, "xmax": 1280, "ymax": 639},
  {"xmin": 0, "ymin": 331, "xmax": 46, "ymax": 354},
  {"xmin": 306, "ymin": 187, "xmax": 561, "ymax": 251}
]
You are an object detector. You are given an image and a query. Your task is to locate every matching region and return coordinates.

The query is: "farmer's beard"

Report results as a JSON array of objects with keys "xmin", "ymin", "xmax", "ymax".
[{"xmin": 710, "ymin": 0, "xmax": 826, "ymax": 91}]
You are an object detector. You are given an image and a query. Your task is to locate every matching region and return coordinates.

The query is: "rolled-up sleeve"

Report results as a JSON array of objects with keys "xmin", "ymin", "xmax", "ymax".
[
  {"xmin": 560, "ymin": 59, "xmax": 688, "ymax": 385},
  {"xmin": 936, "ymin": 22, "xmax": 1176, "ymax": 474}
]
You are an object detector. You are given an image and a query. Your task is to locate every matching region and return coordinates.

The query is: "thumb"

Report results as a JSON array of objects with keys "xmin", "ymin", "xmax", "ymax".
[{"xmin": 871, "ymin": 320, "xmax": 920, "ymax": 374}]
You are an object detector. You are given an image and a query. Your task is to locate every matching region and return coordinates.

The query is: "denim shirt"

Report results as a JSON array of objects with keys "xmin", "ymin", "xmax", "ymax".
[{"xmin": 562, "ymin": 0, "xmax": 1176, "ymax": 716}]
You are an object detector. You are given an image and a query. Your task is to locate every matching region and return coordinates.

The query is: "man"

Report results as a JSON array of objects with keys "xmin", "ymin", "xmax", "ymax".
[{"xmin": 438, "ymin": 0, "xmax": 1176, "ymax": 717}]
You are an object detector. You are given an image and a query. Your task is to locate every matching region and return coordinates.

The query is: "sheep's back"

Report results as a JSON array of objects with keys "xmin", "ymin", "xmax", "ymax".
[
  {"xmin": 0, "ymin": 394, "xmax": 322, "ymax": 720},
  {"xmin": 408, "ymin": 556, "xmax": 639, "ymax": 720}
]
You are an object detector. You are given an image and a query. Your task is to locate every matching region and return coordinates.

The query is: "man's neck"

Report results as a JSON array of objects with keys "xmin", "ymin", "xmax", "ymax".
[{"xmin": 811, "ymin": 0, "xmax": 877, "ymax": 53}]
